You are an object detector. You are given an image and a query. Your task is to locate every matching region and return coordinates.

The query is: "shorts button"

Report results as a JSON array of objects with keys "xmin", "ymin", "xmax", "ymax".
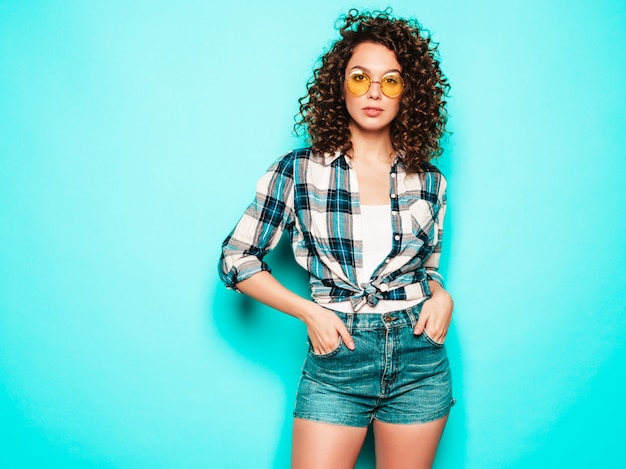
[{"xmin": 384, "ymin": 315, "xmax": 397, "ymax": 323}]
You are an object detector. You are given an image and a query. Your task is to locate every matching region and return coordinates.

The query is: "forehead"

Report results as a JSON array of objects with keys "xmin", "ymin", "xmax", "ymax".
[{"xmin": 346, "ymin": 42, "xmax": 401, "ymax": 72}]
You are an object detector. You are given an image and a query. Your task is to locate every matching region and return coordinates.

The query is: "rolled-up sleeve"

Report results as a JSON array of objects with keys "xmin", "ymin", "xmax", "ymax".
[
  {"xmin": 218, "ymin": 154, "xmax": 295, "ymax": 290},
  {"xmin": 423, "ymin": 174, "xmax": 447, "ymax": 287}
]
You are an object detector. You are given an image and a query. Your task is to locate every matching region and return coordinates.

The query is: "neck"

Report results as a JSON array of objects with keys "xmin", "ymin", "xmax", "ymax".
[{"xmin": 348, "ymin": 124, "xmax": 394, "ymax": 163}]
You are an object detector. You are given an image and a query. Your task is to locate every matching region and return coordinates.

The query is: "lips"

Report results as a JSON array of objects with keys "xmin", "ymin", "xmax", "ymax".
[{"xmin": 363, "ymin": 107, "xmax": 383, "ymax": 117}]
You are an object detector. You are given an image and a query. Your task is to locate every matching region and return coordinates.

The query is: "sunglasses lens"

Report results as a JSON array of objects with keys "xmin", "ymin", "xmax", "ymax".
[
  {"xmin": 380, "ymin": 73, "xmax": 404, "ymax": 98},
  {"xmin": 347, "ymin": 72, "xmax": 371, "ymax": 96},
  {"xmin": 347, "ymin": 72, "xmax": 404, "ymax": 98}
]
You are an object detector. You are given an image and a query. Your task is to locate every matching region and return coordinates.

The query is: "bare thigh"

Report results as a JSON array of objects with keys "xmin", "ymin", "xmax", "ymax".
[
  {"xmin": 373, "ymin": 415, "xmax": 448, "ymax": 469},
  {"xmin": 291, "ymin": 418, "xmax": 368, "ymax": 469}
]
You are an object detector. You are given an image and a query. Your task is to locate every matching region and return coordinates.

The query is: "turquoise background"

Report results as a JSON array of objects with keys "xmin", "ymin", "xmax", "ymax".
[{"xmin": 1, "ymin": 1, "xmax": 625, "ymax": 467}]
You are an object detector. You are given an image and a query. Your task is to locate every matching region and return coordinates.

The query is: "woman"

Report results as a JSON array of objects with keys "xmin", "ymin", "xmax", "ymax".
[{"xmin": 219, "ymin": 9, "xmax": 454, "ymax": 468}]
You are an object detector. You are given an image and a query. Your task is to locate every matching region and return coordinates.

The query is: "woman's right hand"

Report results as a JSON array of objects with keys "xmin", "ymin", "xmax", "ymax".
[
  {"xmin": 304, "ymin": 305, "xmax": 355, "ymax": 354},
  {"xmin": 235, "ymin": 272, "xmax": 355, "ymax": 354}
]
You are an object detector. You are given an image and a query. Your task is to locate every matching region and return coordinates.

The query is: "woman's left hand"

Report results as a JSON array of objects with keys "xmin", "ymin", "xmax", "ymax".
[{"xmin": 413, "ymin": 282, "xmax": 454, "ymax": 344}]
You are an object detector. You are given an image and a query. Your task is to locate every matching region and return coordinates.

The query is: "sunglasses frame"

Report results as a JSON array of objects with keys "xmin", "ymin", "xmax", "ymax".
[{"xmin": 345, "ymin": 70, "xmax": 405, "ymax": 98}]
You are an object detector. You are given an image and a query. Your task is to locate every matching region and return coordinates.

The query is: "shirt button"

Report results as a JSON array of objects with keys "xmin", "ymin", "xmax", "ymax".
[
  {"xmin": 384, "ymin": 258, "xmax": 391, "ymax": 264},
  {"xmin": 379, "ymin": 284, "xmax": 389, "ymax": 292},
  {"xmin": 394, "ymin": 235, "xmax": 400, "ymax": 241},
  {"xmin": 391, "ymin": 173, "xmax": 396, "ymax": 178},
  {"xmin": 391, "ymin": 211, "xmax": 398, "ymax": 216},
  {"xmin": 391, "ymin": 193, "xmax": 397, "ymax": 198}
]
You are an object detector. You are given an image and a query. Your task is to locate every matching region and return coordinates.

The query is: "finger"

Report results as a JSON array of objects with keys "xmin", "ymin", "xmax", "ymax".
[
  {"xmin": 414, "ymin": 313, "xmax": 428, "ymax": 335},
  {"xmin": 321, "ymin": 338, "xmax": 339, "ymax": 354},
  {"xmin": 338, "ymin": 325, "xmax": 355, "ymax": 350},
  {"xmin": 313, "ymin": 337, "xmax": 337, "ymax": 355}
]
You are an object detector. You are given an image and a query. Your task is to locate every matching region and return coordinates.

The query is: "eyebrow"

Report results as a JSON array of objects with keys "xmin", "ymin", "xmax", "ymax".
[{"xmin": 349, "ymin": 66, "xmax": 402, "ymax": 74}]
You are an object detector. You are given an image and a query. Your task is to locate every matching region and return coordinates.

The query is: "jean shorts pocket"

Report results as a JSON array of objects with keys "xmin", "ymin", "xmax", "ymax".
[
  {"xmin": 308, "ymin": 338, "xmax": 343, "ymax": 358},
  {"xmin": 423, "ymin": 330, "xmax": 445, "ymax": 348}
]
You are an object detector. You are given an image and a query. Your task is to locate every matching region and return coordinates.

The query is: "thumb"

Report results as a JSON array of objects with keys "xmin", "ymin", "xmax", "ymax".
[
  {"xmin": 338, "ymin": 325, "xmax": 355, "ymax": 350},
  {"xmin": 414, "ymin": 313, "xmax": 427, "ymax": 335}
]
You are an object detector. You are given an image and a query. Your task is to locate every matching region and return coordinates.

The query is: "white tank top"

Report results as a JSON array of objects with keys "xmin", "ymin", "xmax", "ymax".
[
  {"xmin": 331, "ymin": 204, "xmax": 423, "ymax": 314},
  {"xmin": 360, "ymin": 204, "xmax": 393, "ymax": 283}
]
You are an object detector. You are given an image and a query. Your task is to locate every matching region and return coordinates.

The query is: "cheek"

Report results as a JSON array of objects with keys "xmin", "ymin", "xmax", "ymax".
[
  {"xmin": 343, "ymin": 93, "xmax": 358, "ymax": 115},
  {"xmin": 390, "ymin": 100, "xmax": 402, "ymax": 118}
]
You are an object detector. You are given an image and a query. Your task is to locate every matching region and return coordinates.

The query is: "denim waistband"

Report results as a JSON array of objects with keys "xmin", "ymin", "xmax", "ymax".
[{"xmin": 329, "ymin": 302, "xmax": 423, "ymax": 330}]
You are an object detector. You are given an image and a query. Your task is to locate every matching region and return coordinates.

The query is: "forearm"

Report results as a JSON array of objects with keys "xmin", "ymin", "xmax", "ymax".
[
  {"xmin": 235, "ymin": 271, "xmax": 318, "ymax": 323},
  {"xmin": 236, "ymin": 271, "xmax": 355, "ymax": 353}
]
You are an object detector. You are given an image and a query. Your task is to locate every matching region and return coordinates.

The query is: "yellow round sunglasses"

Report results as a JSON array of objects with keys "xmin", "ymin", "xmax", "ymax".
[{"xmin": 346, "ymin": 70, "xmax": 404, "ymax": 98}]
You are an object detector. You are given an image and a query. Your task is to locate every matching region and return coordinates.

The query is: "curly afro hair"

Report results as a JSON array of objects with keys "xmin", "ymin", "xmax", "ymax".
[{"xmin": 295, "ymin": 8, "xmax": 450, "ymax": 173}]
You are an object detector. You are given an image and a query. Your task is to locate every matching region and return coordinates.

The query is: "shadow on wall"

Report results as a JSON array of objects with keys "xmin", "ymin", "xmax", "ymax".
[{"xmin": 211, "ymin": 230, "xmax": 465, "ymax": 468}]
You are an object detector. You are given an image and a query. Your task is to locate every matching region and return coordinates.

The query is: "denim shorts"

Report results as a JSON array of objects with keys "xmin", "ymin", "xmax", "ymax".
[{"xmin": 293, "ymin": 303, "xmax": 454, "ymax": 427}]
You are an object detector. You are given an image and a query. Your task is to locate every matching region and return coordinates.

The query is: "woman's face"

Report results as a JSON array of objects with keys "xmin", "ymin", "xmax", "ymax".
[{"xmin": 343, "ymin": 41, "xmax": 402, "ymax": 134}]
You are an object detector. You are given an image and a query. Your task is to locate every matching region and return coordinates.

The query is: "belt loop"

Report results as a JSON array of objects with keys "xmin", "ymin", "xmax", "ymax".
[
  {"xmin": 406, "ymin": 306, "xmax": 417, "ymax": 328},
  {"xmin": 346, "ymin": 312, "xmax": 355, "ymax": 334}
]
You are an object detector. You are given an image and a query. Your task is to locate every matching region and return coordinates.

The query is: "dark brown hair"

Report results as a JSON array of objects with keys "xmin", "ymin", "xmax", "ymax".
[{"xmin": 295, "ymin": 8, "xmax": 450, "ymax": 173}]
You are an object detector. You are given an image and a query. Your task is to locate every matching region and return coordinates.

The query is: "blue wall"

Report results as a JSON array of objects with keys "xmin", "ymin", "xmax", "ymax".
[{"xmin": 1, "ymin": 1, "xmax": 625, "ymax": 467}]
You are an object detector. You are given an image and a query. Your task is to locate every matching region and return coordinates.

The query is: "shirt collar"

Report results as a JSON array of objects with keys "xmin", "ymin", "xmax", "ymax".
[
  {"xmin": 320, "ymin": 150, "xmax": 344, "ymax": 166},
  {"xmin": 319, "ymin": 150, "xmax": 405, "ymax": 167}
]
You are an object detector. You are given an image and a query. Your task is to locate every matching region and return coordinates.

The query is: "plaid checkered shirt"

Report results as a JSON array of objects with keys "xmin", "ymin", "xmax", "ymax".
[{"xmin": 219, "ymin": 148, "xmax": 447, "ymax": 311}]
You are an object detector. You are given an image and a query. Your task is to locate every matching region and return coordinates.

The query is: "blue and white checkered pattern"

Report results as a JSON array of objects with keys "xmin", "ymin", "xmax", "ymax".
[{"xmin": 219, "ymin": 148, "xmax": 447, "ymax": 311}]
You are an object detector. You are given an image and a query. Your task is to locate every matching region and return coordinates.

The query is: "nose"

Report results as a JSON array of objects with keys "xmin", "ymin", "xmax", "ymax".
[{"xmin": 367, "ymin": 80, "xmax": 382, "ymax": 99}]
